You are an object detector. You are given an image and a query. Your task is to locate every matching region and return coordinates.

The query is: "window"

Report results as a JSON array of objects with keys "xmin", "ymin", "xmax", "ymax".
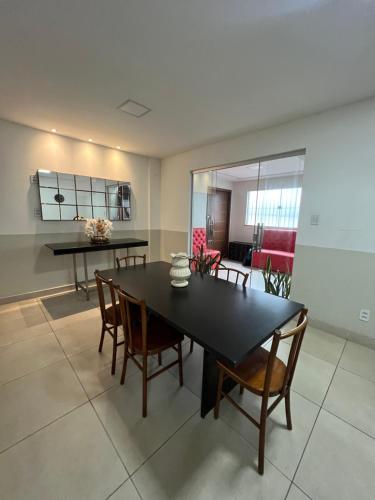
[{"xmin": 246, "ymin": 187, "xmax": 302, "ymax": 228}]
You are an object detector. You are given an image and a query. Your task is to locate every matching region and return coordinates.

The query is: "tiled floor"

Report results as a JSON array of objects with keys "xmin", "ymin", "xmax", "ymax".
[{"xmin": 0, "ymin": 292, "xmax": 375, "ymax": 499}]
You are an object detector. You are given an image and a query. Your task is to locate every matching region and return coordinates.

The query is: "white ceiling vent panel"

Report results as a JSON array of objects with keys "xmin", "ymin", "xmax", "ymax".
[{"xmin": 118, "ymin": 99, "xmax": 151, "ymax": 117}]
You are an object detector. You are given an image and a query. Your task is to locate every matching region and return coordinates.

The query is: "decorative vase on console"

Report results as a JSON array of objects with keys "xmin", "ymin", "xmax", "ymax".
[
  {"xmin": 84, "ymin": 218, "xmax": 113, "ymax": 244},
  {"xmin": 170, "ymin": 252, "xmax": 191, "ymax": 288}
]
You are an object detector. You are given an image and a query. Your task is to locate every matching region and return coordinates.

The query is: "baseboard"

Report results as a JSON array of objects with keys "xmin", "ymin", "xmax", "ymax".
[
  {"xmin": 309, "ymin": 318, "xmax": 375, "ymax": 350},
  {"xmin": 0, "ymin": 280, "xmax": 97, "ymax": 305}
]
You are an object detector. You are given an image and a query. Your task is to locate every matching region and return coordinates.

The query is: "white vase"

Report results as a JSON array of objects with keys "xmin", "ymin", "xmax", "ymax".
[{"xmin": 170, "ymin": 252, "xmax": 191, "ymax": 288}]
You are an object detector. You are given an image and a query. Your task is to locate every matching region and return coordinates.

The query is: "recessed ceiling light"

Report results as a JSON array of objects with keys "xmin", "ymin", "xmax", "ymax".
[
  {"xmin": 118, "ymin": 99, "xmax": 151, "ymax": 118},
  {"xmin": 88, "ymin": 138, "xmax": 93, "ymax": 142},
  {"xmin": 51, "ymin": 128, "xmax": 57, "ymax": 133}
]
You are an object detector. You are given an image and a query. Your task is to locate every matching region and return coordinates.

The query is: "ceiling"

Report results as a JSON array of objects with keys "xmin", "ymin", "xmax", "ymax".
[
  {"xmin": 1, "ymin": 1, "xmax": 375, "ymax": 158},
  {"xmin": 217, "ymin": 156, "xmax": 305, "ymax": 182}
]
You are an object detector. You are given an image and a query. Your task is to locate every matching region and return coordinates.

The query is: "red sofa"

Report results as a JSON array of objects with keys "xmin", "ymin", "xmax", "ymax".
[
  {"xmin": 192, "ymin": 228, "xmax": 221, "ymax": 262},
  {"xmin": 251, "ymin": 229, "xmax": 296, "ymax": 273}
]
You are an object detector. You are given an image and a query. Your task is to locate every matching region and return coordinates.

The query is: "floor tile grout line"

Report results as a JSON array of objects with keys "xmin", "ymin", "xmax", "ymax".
[
  {"xmin": 0, "ymin": 400, "xmax": 88, "ymax": 457},
  {"xmin": 129, "ymin": 409, "xmax": 200, "ymax": 479},
  {"xmin": 338, "ymin": 365, "xmax": 375, "ymax": 386},
  {"xmin": 321, "ymin": 407, "xmax": 375, "ymax": 442},
  {"xmin": 290, "ymin": 482, "xmax": 313, "ymax": 500},
  {"xmin": 286, "ymin": 338, "xmax": 348, "ymax": 498}
]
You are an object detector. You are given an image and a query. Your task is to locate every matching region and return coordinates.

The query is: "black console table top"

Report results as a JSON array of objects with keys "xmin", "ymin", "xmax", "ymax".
[{"xmin": 45, "ymin": 238, "xmax": 148, "ymax": 255}]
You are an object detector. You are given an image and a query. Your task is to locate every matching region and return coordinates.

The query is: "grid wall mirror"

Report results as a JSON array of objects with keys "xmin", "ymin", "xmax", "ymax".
[{"xmin": 37, "ymin": 170, "xmax": 131, "ymax": 221}]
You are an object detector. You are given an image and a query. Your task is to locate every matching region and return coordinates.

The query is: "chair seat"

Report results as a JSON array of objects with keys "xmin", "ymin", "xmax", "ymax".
[
  {"xmin": 131, "ymin": 316, "xmax": 184, "ymax": 354},
  {"xmin": 218, "ymin": 347, "xmax": 286, "ymax": 396},
  {"xmin": 105, "ymin": 304, "xmax": 122, "ymax": 326}
]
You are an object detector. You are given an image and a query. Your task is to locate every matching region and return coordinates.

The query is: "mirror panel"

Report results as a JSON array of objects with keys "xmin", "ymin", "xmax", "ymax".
[
  {"xmin": 41, "ymin": 204, "xmax": 60, "ymax": 220},
  {"xmin": 76, "ymin": 190, "xmax": 92, "ymax": 206},
  {"xmin": 58, "ymin": 173, "xmax": 75, "ymax": 190},
  {"xmin": 59, "ymin": 189, "xmax": 76, "ymax": 205},
  {"xmin": 93, "ymin": 206, "xmax": 107, "ymax": 218},
  {"xmin": 92, "ymin": 192, "xmax": 106, "ymax": 206},
  {"xmin": 38, "ymin": 171, "xmax": 58, "ymax": 188},
  {"xmin": 60, "ymin": 205, "xmax": 78, "ymax": 221},
  {"xmin": 91, "ymin": 178, "xmax": 106, "ymax": 192},
  {"xmin": 75, "ymin": 175, "xmax": 91, "ymax": 191}
]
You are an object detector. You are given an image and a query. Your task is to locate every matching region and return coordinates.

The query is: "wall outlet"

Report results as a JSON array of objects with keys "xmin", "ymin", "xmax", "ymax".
[{"xmin": 359, "ymin": 309, "xmax": 370, "ymax": 322}]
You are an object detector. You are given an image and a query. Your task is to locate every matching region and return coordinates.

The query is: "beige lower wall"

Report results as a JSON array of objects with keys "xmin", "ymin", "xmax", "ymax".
[
  {"xmin": 292, "ymin": 244, "xmax": 375, "ymax": 345},
  {"xmin": 0, "ymin": 230, "xmax": 160, "ymax": 299}
]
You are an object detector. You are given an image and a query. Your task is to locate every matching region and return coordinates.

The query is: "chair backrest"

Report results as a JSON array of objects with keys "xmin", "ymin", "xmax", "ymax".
[
  {"xmin": 116, "ymin": 254, "xmax": 146, "ymax": 270},
  {"xmin": 192, "ymin": 227, "xmax": 207, "ymax": 255},
  {"xmin": 215, "ymin": 264, "xmax": 249, "ymax": 287},
  {"xmin": 94, "ymin": 270, "xmax": 117, "ymax": 321},
  {"xmin": 263, "ymin": 308, "xmax": 308, "ymax": 398},
  {"xmin": 116, "ymin": 287, "xmax": 148, "ymax": 354}
]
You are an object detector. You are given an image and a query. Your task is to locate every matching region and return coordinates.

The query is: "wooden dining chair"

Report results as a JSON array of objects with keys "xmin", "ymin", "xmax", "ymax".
[
  {"xmin": 214, "ymin": 308, "xmax": 308, "ymax": 475},
  {"xmin": 214, "ymin": 263, "xmax": 249, "ymax": 287},
  {"xmin": 95, "ymin": 270, "xmax": 124, "ymax": 375},
  {"xmin": 116, "ymin": 254, "xmax": 146, "ymax": 270},
  {"xmin": 117, "ymin": 287, "xmax": 184, "ymax": 417}
]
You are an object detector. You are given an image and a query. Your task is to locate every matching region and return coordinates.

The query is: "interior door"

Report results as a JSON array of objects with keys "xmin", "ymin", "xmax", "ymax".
[{"xmin": 207, "ymin": 188, "xmax": 231, "ymax": 257}]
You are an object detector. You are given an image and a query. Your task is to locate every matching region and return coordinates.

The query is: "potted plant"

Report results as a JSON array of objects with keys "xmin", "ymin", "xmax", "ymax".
[
  {"xmin": 262, "ymin": 256, "xmax": 292, "ymax": 299},
  {"xmin": 191, "ymin": 244, "xmax": 221, "ymax": 275}
]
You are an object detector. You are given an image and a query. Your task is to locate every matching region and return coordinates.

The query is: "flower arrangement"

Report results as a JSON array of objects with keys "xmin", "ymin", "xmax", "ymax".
[{"xmin": 85, "ymin": 218, "xmax": 113, "ymax": 244}]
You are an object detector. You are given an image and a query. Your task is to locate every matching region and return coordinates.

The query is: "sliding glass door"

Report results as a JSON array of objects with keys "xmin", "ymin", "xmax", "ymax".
[
  {"xmin": 191, "ymin": 170, "xmax": 217, "ymax": 257},
  {"xmin": 249, "ymin": 154, "xmax": 304, "ymax": 291}
]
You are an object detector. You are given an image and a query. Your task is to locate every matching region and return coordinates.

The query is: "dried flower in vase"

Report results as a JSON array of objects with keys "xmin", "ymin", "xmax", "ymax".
[{"xmin": 85, "ymin": 218, "xmax": 113, "ymax": 244}]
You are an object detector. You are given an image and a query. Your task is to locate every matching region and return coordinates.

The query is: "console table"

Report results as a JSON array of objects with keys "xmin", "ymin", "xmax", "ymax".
[{"xmin": 45, "ymin": 238, "xmax": 148, "ymax": 299}]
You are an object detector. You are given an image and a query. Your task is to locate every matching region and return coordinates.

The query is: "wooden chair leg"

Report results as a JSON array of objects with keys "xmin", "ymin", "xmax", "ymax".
[
  {"xmin": 158, "ymin": 352, "xmax": 162, "ymax": 365},
  {"xmin": 111, "ymin": 326, "xmax": 117, "ymax": 375},
  {"xmin": 142, "ymin": 354, "xmax": 148, "ymax": 418},
  {"xmin": 214, "ymin": 368, "xmax": 224, "ymax": 419},
  {"xmin": 285, "ymin": 390, "xmax": 292, "ymax": 430},
  {"xmin": 120, "ymin": 346, "xmax": 129, "ymax": 385},
  {"xmin": 189, "ymin": 339, "xmax": 194, "ymax": 353},
  {"xmin": 98, "ymin": 322, "xmax": 106, "ymax": 352},
  {"xmin": 177, "ymin": 342, "xmax": 183, "ymax": 386},
  {"xmin": 258, "ymin": 397, "xmax": 268, "ymax": 475}
]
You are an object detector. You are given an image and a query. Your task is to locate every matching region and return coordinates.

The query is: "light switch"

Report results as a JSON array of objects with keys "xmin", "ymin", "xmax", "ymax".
[{"xmin": 310, "ymin": 214, "xmax": 320, "ymax": 226}]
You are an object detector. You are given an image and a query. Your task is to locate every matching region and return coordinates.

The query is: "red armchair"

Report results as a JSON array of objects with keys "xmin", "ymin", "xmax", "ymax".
[
  {"xmin": 192, "ymin": 228, "xmax": 221, "ymax": 262},
  {"xmin": 251, "ymin": 229, "xmax": 296, "ymax": 273}
]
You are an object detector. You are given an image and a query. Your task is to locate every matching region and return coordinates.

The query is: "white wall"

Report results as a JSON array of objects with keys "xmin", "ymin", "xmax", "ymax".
[
  {"xmin": 160, "ymin": 98, "xmax": 375, "ymax": 342},
  {"xmin": 0, "ymin": 119, "xmax": 161, "ymax": 298}
]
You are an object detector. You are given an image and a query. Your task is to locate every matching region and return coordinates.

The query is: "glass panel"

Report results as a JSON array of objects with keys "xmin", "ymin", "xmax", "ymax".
[
  {"xmin": 58, "ymin": 173, "xmax": 75, "ymax": 190},
  {"xmin": 77, "ymin": 205, "xmax": 93, "ymax": 219},
  {"xmin": 60, "ymin": 205, "xmax": 78, "ymax": 220},
  {"xmin": 108, "ymin": 207, "xmax": 121, "ymax": 220},
  {"xmin": 249, "ymin": 154, "xmax": 305, "ymax": 290},
  {"xmin": 41, "ymin": 204, "xmax": 60, "ymax": 220},
  {"xmin": 191, "ymin": 171, "xmax": 217, "ymax": 255},
  {"xmin": 93, "ymin": 206, "xmax": 107, "ymax": 218},
  {"xmin": 106, "ymin": 180, "xmax": 119, "ymax": 194},
  {"xmin": 76, "ymin": 190, "xmax": 92, "ymax": 205},
  {"xmin": 38, "ymin": 171, "xmax": 58, "ymax": 188},
  {"xmin": 75, "ymin": 175, "xmax": 91, "ymax": 190},
  {"xmin": 92, "ymin": 192, "xmax": 106, "ymax": 206},
  {"xmin": 107, "ymin": 193, "xmax": 119, "ymax": 207},
  {"xmin": 59, "ymin": 189, "xmax": 76, "ymax": 205},
  {"xmin": 40, "ymin": 187, "xmax": 59, "ymax": 204},
  {"xmin": 91, "ymin": 177, "xmax": 106, "ymax": 192}
]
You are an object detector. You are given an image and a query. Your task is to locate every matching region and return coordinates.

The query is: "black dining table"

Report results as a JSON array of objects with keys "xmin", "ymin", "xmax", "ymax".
[{"xmin": 100, "ymin": 261, "xmax": 304, "ymax": 417}]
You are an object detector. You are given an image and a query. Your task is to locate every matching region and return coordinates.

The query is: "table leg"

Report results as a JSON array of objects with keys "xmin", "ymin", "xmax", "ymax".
[
  {"xmin": 73, "ymin": 254, "xmax": 78, "ymax": 291},
  {"xmin": 83, "ymin": 253, "xmax": 89, "ymax": 301},
  {"xmin": 113, "ymin": 249, "xmax": 117, "ymax": 268},
  {"xmin": 200, "ymin": 349, "xmax": 236, "ymax": 418}
]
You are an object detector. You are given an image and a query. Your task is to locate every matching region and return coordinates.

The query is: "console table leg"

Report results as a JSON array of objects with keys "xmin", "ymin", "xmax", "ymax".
[
  {"xmin": 83, "ymin": 253, "xmax": 89, "ymax": 300},
  {"xmin": 73, "ymin": 254, "xmax": 78, "ymax": 291},
  {"xmin": 113, "ymin": 249, "xmax": 116, "ymax": 268}
]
